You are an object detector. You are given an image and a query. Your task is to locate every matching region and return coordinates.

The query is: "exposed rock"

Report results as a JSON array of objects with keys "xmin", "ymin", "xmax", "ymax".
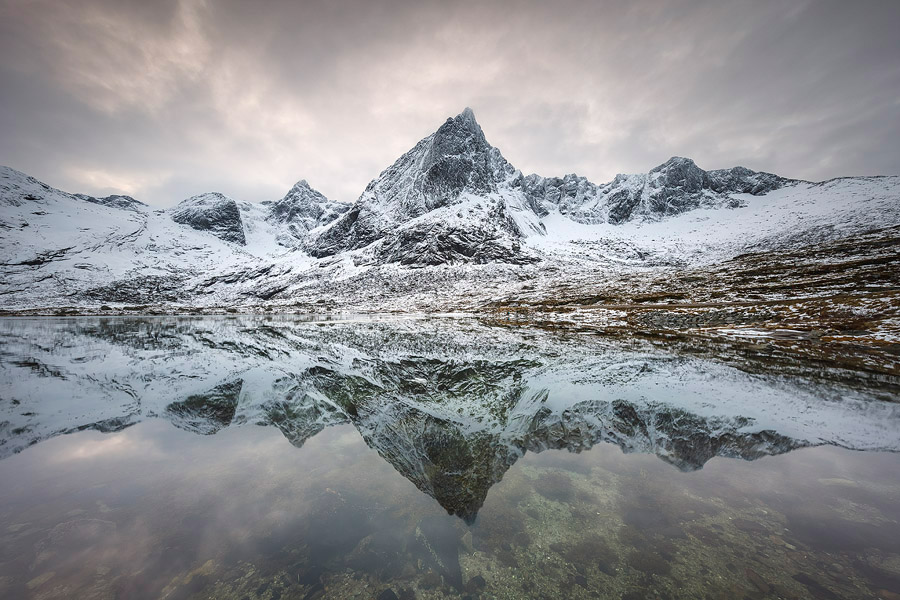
[
  {"xmin": 170, "ymin": 192, "xmax": 246, "ymax": 245},
  {"xmin": 263, "ymin": 179, "xmax": 349, "ymax": 246},
  {"xmin": 521, "ymin": 156, "xmax": 795, "ymax": 224},
  {"xmin": 74, "ymin": 193, "xmax": 145, "ymax": 211}
]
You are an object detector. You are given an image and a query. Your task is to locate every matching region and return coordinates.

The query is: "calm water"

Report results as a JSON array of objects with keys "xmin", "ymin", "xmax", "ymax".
[{"xmin": 1, "ymin": 316, "xmax": 899, "ymax": 600}]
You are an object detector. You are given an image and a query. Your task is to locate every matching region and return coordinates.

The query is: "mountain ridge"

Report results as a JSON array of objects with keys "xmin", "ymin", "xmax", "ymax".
[{"xmin": 1, "ymin": 107, "xmax": 898, "ymax": 310}]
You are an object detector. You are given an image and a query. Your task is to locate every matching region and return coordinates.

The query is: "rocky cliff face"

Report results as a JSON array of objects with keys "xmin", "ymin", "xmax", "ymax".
[
  {"xmin": 263, "ymin": 179, "xmax": 350, "ymax": 246},
  {"xmin": 169, "ymin": 192, "xmax": 247, "ymax": 245},
  {"xmin": 521, "ymin": 157, "xmax": 794, "ymax": 224},
  {"xmin": 306, "ymin": 108, "xmax": 539, "ymax": 266}
]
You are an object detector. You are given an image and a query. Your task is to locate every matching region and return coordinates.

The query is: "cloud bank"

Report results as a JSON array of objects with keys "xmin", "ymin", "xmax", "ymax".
[{"xmin": 1, "ymin": 0, "xmax": 898, "ymax": 206}]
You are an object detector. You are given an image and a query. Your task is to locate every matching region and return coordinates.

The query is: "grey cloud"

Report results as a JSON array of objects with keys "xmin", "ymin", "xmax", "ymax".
[{"xmin": 0, "ymin": 0, "xmax": 897, "ymax": 207}]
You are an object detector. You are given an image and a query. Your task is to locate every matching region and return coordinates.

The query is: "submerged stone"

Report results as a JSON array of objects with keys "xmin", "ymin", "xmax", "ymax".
[
  {"xmin": 533, "ymin": 470, "xmax": 575, "ymax": 503},
  {"xmin": 465, "ymin": 575, "xmax": 487, "ymax": 593},
  {"xmin": 413, "ymin": 517, "xmax": 463, "ymax": 591}
]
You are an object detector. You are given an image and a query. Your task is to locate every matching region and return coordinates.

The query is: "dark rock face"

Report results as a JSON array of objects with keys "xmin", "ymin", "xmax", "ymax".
[
  {"xmin": 518, "ymin": 173, "xmax": 594, "ymax": 219},
  {"xmin": 374, "ymin": 204, "xmax": 534, "ymax": 267},
  {"xmin": 644, "ymin": 156, "xmax": 709, "ymax": 215},
  {"xmin": 264, "ymin": 180, "xmax": 349, "ymax": 245},
  {"xmin": 522, "ymin": 156, "xmax": 794, "ymax": 225},
  {"xmin": 421, "ymin": 107, "xmax": 504, "ymax": 204},
  {"xmin": 707, "ymin": 165, "xmax": 787, "ymax": 195},
  {"xmin": 74, "ymin": 193, "xmax": 145, "ymax": 211},
  {"xmin": 170, "ymin": 192, "xmax": 246, "ymax": 245}
]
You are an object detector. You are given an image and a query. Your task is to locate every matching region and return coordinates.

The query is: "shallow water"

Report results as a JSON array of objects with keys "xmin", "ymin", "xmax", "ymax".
[{"xmin": 1, "ymin": 316, "xmax": 899, "ymax": 599}]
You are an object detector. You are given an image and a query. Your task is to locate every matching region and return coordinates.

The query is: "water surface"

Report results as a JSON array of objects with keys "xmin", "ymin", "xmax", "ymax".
[{"xmin": 1, "ymin": 316, "xmax": 899, "ymax": 599}]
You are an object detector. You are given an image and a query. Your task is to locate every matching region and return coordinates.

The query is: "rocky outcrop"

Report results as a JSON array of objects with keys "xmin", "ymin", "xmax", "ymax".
[
  {"xmin": 169, "ymin": 192, "xmax": 246, "ymax": 245},
  {"xmin": 521, "ymin": 157, "xmax": 795, "ymax": 224},
  {"xmin": 263, "ymin": 179, "xmax": 349, "ymax": 246},
  {"xmin": 74, "ymin": 193, "xmax": 145, "ymax": 211}
]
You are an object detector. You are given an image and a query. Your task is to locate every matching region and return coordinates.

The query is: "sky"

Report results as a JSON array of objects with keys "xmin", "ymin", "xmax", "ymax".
[{"xmin": 0, "ymin": 0, "xmax": 898, "ymax": 207}]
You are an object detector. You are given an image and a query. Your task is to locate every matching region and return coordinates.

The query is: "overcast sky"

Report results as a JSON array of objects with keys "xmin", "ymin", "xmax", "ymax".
[{"xmin": 1, "ymin": 0, "xmax": 898, "ymax": 207}]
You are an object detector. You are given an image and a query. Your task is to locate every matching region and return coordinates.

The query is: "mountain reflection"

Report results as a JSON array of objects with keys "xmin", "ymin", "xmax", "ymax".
[{"xmin": 1, "ymin": 316, "xmax": 898, "ymax": 522}]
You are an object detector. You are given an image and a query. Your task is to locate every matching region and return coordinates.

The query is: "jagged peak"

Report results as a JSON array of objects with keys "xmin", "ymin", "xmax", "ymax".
[
  {"xmin": 651, "ymin": 156, "xmax": 701, "ymax": 173},
  {"xmin": 437, "ymin": 107, "xmax": 485, "ymax": 140},
  {"xmin": 457, "ymin": 106, "xmax": 478, "ymax": 127}
]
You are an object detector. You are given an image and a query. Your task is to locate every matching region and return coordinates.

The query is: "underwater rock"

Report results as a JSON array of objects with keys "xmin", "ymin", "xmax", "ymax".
[
  {"xmin": 413, "ymin": 516, "xmax": 463, "ymax": 591},
  {"xmin": 552, "ymin": 535, "xmax": 618, "ymax": 576},
  {"xmin": 626, "ymin": 549, "xmax": 671, "ymax": 576},
  {"xmin": 420, "ymin": 571, "xmax": 442, "ymax": 589},
  {"xmin": 745, "ymin": 567, "xmax": 770, "ymax": 594},
  {"xmin": 791, "ymin": 572, "xmax": 840, "ymax": 599},
  {"xmin": 533, "ymin": 471, "xmax": 574, "ymax": 503},
  {"xmin": 465, "ymin": 575, "xmax": 486, "ymax": 593},
  {"xmin": 347, "ymin": 529, "xmax": 406, "ymax": 580}
]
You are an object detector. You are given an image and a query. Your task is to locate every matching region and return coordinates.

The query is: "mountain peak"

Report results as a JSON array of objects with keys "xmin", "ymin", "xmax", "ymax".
[
  {"xmin": 651, "ymin": 156, "xmax": 699, "ymax": 173},
  {"xmin": 267, "ymin": 178, "xmax": 349, "ymax": 234},
  {"xmin": 456, "ymin": 106, "xmax": 478, "ymax": 127}
]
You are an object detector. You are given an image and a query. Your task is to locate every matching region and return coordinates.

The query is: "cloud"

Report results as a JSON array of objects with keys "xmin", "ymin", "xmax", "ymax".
[{"xmin": 0, "ymin": 0, "xmax": 897, "ymax": 207}]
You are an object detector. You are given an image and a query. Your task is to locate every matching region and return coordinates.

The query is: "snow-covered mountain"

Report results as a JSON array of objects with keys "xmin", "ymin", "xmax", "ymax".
[
  {"xmin": 520, "ymin": 157, "xmax": 792, "ymax": 224},
  {"xmin": 264, "ymin": 179, "xmax": 351, "ymax": 247},
  {"xmin": 307, "ymin": 108, "xmax": 541, "ymax": 266},
  {"xmin": 1, "ymin": 108, "xmax": 898, "ymax": 310}
]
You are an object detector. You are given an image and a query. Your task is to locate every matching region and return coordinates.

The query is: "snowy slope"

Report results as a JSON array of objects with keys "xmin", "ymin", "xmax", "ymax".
[{"xmin": 1, "ymin": 108, "xmax": 898, "ymax": 310}]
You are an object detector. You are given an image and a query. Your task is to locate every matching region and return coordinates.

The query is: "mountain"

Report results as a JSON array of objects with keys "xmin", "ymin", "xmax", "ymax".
[
  {"xmin": 306, "ymin": 108, "xmax": 541, "ymax": 266},
  {"xmin": 1, "ymin": 108, "xmax": 899, "ymax": 311}
]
